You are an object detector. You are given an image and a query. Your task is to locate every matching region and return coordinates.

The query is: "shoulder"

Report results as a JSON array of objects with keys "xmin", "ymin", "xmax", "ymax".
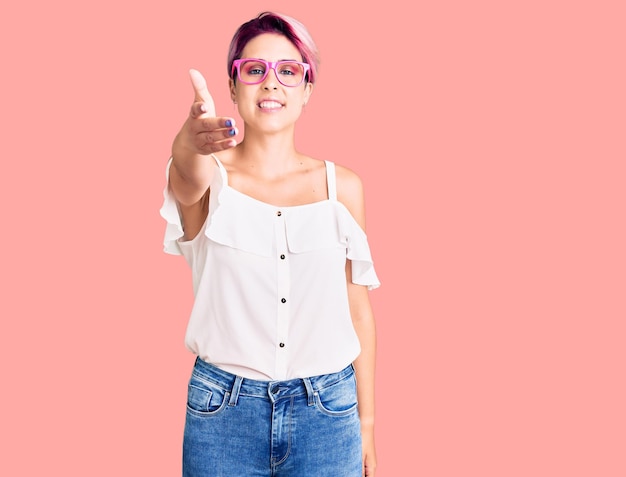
[
  {"xmin": 334, "ymin": 163, "xmax": 366, "ymax": 228},
  {"xmin": 335, "ymin": 164, "xmax": 364, "ymax": 197}
]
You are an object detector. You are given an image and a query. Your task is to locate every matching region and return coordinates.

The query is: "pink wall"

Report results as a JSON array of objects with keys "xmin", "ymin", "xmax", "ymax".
[{"xmin": 2, "ymin": 1, "xmax": 625, "ymax": 475}]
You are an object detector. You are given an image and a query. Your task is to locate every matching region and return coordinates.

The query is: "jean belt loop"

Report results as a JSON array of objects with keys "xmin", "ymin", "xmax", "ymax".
[
  {"xmin": 228, "ymin": 375, "xmax": 243, "ymax": 406},
  {"xmin": 302, "ymin": 377, "xmax": 315, "ymax": 406}
]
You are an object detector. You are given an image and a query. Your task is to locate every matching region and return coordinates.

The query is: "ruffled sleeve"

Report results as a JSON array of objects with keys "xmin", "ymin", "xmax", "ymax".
[
  {"xmin": 159, "ymin": 158, "xmax": 185, "ymax": 255},
  {"xmin": 337, "ymin": 204, "xmax": 381, "ymax": 290}
]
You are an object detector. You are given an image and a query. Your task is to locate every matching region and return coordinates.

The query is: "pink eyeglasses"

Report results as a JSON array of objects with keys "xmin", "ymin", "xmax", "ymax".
[{"xmin": 231, "ymin": 58, "xmax": 310, "ymax": 87}]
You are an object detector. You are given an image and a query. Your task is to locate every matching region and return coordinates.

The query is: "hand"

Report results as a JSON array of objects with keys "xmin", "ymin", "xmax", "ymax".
[
  {"xmin": 362, "ymin": 430, "xmax": 377, "ymax": 476},
  {"xmin": 173, "ymin": 69, "xmax": 237, "ymax": 156}
]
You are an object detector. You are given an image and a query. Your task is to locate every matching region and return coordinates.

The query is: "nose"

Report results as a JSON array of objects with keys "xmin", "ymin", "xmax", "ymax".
[{"xmin": 262, "ymin": 66, "xmax": 279, "ymax": 89}]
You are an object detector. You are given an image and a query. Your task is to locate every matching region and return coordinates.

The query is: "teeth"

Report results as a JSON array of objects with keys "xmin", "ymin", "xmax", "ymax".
[{"xmin": 259, "ymin": 101, "xmax": 282, "ymax": 109}]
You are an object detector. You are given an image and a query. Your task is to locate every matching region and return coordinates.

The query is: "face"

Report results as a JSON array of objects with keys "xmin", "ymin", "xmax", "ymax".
[{"xmin": 230, "ymin": 33, "xmax": 313, "ymax": 133}]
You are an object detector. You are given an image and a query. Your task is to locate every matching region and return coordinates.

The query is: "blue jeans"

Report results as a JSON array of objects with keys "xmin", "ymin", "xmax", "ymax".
[{"xmin": 183, "ymin": 357, "xmax": 362, "ymax": 476}]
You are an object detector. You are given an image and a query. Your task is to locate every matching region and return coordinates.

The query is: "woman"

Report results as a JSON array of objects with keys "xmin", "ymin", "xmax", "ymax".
[{"xmin": 161, "ymin": 11, "xmax": 380, "ymax": 476}]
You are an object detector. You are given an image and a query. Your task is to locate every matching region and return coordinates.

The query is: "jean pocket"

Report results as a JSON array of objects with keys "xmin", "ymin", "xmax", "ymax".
[
  {"xmin": 186, "ymin": 374, "xmax": 230, "ymax": 416},
  {"xmin": 313, "ymin": 375, "xmax": 358, "ymax": 417}
]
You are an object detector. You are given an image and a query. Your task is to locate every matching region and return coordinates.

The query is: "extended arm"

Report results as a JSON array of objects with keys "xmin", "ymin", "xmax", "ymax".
[{"xmin": 169, "ymin": 69, "xmax": 237, "ymax": 239}]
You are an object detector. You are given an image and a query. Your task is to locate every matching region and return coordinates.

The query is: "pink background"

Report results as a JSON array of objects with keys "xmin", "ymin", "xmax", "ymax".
[{"xmin": 2, "ymin": 0, "xmax": 625, "ymax": 475}]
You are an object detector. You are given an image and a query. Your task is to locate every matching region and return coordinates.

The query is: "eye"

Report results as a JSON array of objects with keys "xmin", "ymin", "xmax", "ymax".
[
  {"xmin": 243, "ymin": 61, "xmax": 266, "ymax": 76},
  {"xmin": 278, "ymin": 62, "xmax": 299, "ymax": 76}
]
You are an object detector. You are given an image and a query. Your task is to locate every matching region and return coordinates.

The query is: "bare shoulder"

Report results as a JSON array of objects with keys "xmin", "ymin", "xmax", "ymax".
[
  {"xmin": 335, "ymin": 163, "xmax": 366, "ymax": 228},
  {"xmin": 335, "ymin": 164, "xmax": 364, "ymax": 198}
]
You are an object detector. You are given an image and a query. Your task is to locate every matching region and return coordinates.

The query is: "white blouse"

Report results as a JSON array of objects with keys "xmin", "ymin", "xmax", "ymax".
[{"xmin": 160, "ymin": 155, "xmax": 380, "ymax": 380}]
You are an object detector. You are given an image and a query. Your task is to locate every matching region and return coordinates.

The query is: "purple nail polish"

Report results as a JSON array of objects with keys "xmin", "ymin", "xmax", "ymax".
[
  {"xmin": 229, "ymin": 128, "xmax": 236, "ymax": 136},
  {"xmin": 225, "ymin": 119, "xmax": 233, "ymax": 127}
]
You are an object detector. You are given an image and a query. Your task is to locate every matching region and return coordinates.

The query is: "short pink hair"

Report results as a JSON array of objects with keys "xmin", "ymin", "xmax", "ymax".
[{"xmin": 227, "ymin": 12, "xmax": 320, "ymax": 84}]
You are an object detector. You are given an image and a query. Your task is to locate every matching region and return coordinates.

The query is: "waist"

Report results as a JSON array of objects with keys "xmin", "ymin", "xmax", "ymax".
[{"xmin": 191, "ymin": 357, "xmax": 355, "ymax": 398}]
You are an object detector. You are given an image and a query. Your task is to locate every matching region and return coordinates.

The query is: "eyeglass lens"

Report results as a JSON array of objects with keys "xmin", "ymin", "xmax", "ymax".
[{"xmin": 238, "ymin": 60, "xmax": 305, "ymax": 86}]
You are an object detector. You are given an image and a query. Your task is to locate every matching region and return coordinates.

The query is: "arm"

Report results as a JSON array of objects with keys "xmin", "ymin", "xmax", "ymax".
[
  {"xmin": 347, "ymin": 274, "xmax": 378, "ymax": 477},
  {"xmin": 338, "ymin": 166, "xmax": 378, "ymax": 477},
  {"xmin": 169, "ymin": 69, "xmax": 237, "ymax": 239}
]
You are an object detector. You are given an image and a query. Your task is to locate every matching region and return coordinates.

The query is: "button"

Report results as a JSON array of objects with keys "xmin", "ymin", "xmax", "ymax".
[
  {"xmin": 279, "ymin": 343, "xmax": 285, "ymax": 348},
  {"xmin": 280, "ymin": 254, "xmax": 285, "ymax": 260},
  {"xmin": 272, "ymin": 386, "xmax": 279, "ymax": 394},
  {"xmin": 281, "ymin": 298, "xmax": 287, "ymax": 303},
  {"xmin": 276, "ymin": 211, "xmax": 282, "ymax": 216}
]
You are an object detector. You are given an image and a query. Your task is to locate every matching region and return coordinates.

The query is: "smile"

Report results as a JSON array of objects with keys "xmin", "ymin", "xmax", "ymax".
[{"xmin": 258, "ymin": 100, "xmax": 284, "ymax": 110}]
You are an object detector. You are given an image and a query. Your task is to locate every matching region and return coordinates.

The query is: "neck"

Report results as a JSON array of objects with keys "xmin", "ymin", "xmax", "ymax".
[{"xmin": 235, "ymin": 129, "xmax": 302, "ymax": 178}]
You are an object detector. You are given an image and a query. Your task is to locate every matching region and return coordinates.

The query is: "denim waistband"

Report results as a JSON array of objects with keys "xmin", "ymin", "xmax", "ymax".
[{"xmin": 191, "ymin": 357, "xmax": 355, "ymax": 405}]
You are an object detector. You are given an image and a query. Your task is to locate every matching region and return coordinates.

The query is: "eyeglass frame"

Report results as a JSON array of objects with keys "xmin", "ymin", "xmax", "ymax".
[{"xmin": 231, "ymin": 58, "xmax": 311, "ymax": 87}]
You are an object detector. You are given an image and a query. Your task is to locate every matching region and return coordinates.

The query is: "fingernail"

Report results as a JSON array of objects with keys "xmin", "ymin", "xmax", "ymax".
[
  {"xmin": 225, "ymin": 119, "xmax": 233, "ymax": 127},
  {"xmin": 229, "ymin": 128, "xmax": 236, "ymax": 136},
  {"xmin": 200, "ymin": 104, "xmax": 207, "ymax": 113}
]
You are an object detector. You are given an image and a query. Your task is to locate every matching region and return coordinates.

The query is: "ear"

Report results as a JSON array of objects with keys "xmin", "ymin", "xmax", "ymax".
[
  {"xmin": 303, "ymin": 82, "xmax": 314, "ymax": 106},
  {"xmin": 229, "ymin": 78, "xmax": 237, "ymax": 102}
]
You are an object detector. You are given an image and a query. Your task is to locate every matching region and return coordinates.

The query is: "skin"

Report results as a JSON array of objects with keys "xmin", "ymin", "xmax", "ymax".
[{"xmin": 169, "ymin": 33, "xmax": 377, "ymax": 476}]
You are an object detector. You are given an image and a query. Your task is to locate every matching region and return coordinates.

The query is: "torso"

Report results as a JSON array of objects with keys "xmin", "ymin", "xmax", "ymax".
[
  {"xmin": 219, "ymin": 152, "xmax": 329, "ymax": 208},
  {"xmin": 179, "ymin": 148, "xmax": 363, "ymax": 242}
]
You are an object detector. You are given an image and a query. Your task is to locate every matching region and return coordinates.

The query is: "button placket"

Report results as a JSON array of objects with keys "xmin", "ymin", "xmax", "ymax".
[{"xmin": 274, "ymin": 208, "xmax": 290, "ymax": 378}]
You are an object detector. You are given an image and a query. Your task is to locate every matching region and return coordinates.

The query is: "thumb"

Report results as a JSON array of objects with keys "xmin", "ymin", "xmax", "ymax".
[{"xmin": 189, "ymin": 68, "xmax": 216, "ymax": 116}]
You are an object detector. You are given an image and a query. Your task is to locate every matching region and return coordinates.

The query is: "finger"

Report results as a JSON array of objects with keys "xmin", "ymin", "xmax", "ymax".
[
  {"xmin": 188, "ymin": 110, "xmax": 237, "ymax": 136},
  {"xmin": 189, "ymin": 68, "xmax": 216, "ymax": 117},
  {"xmin": 193, "ymin": 125, "xmax": 238, "ymax": 145},
  {"xmin": 196, "ymin": 137, "xmax": 237, "ymax": 154},
  {"xmin": 190, "ymin": 111, "xmax": 235, "ymax": 132},
  {"xmin": 199, "ymin": 117, "xmax": 236, "ymax": 132},
  {"xmin": 189, "ymin": 101, "xmax": 205, "ymax": 118}
]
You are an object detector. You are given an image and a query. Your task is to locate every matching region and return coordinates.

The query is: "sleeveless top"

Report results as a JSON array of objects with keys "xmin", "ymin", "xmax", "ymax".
[{"xmin": 160, "ymin": 155, "xmax": 380, "ymax": 380}]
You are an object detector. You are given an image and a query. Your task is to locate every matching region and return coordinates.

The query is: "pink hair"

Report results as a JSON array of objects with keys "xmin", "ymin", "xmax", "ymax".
[{"xmin": 227, "ymin": 12, "xmax": 320, "ymax": 84}]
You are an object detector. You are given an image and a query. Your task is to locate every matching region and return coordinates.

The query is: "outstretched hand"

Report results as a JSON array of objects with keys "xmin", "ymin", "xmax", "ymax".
[{"xmin": 174, "ymin": 69, "xmax": 237, "ymax": 156}]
